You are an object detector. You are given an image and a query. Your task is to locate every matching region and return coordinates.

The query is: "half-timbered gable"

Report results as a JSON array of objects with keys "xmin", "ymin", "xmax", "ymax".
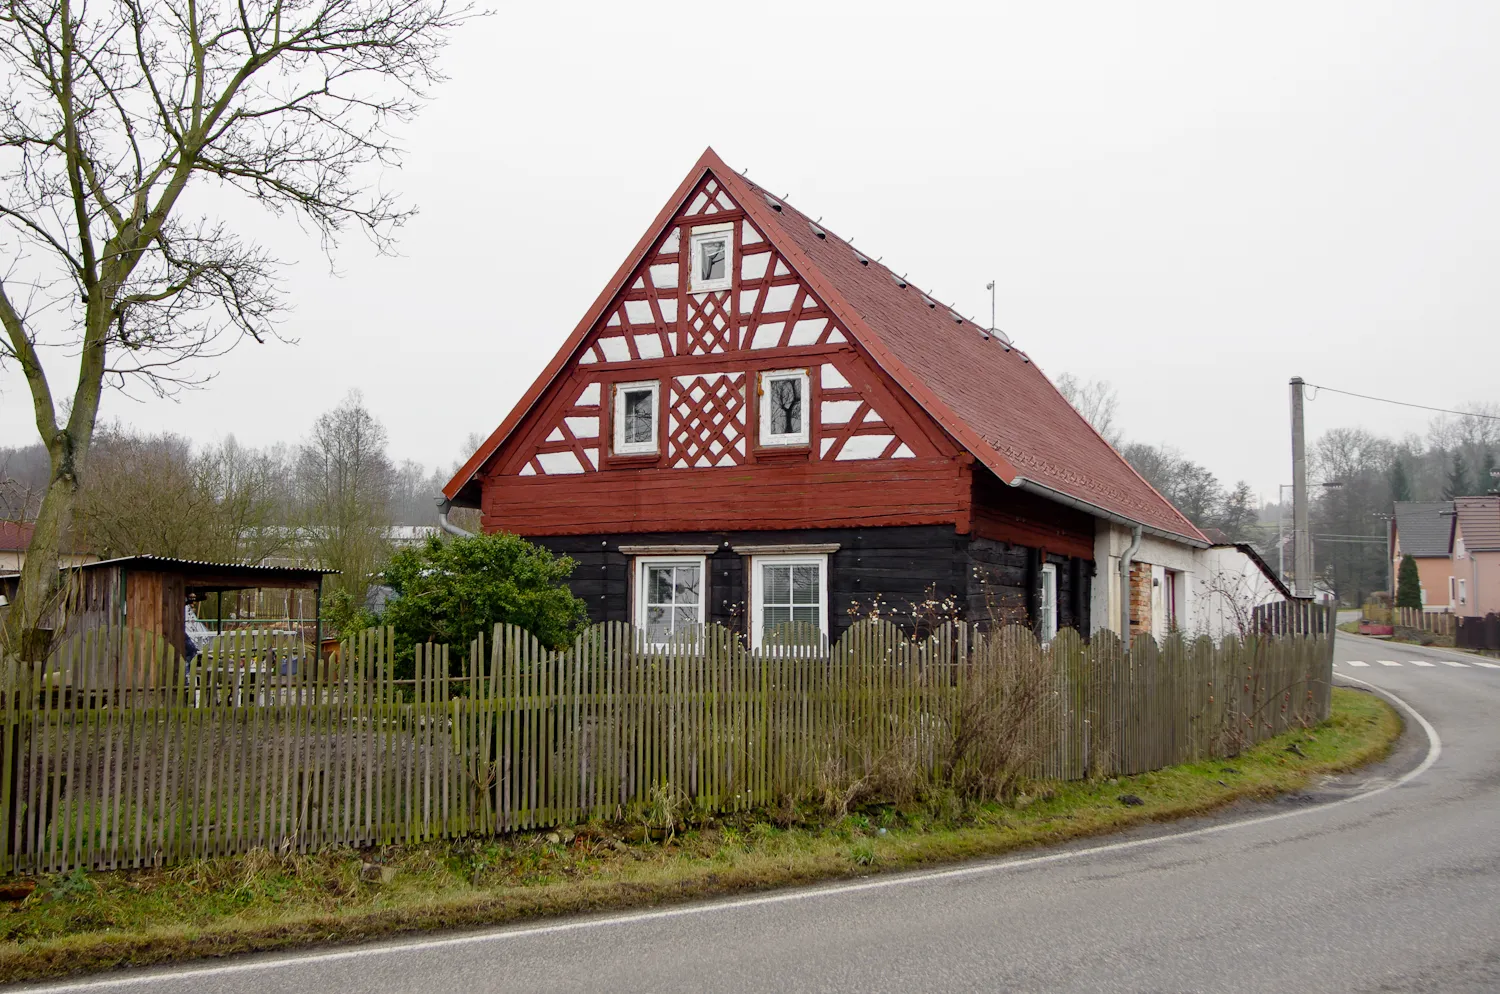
[{"xmin": 447, "ymin": 149, "xmax": 1208, "ymax": 644}]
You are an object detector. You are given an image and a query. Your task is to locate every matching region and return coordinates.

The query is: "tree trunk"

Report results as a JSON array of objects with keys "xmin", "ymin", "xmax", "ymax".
[
  {"xmin": 2, "ymin": 455, "xmax": 75, "ymax": 654},
  {"xmin": 2, "ymin": 313, "xmax": 106, "ymax": 654}
]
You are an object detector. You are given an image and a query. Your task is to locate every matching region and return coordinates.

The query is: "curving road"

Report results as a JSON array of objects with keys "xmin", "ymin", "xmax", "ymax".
[{"xmin": 20, "ymin": 633, "xmax": 1500, "ymax": 994}]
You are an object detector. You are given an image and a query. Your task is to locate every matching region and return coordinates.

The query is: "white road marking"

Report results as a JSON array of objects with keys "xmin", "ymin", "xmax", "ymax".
[
  {"xmin": 1468, "ymin": 660, "xmax": 1500, "ymax": 670},
  {"xmin": 22, "ymin": 681, "xmax": 1443, "ymax": 994},
  {"xmin": 1346, "ymin": 660, "xmax": 1369, "ymax": 667},
  {"xmin": 1441, "ymin": 660, "xmax": 1469, "ymax": 668},
  {"xmin": 1409, "ymin": 660, "xmax": 1434, "ymax": 667},
  {"xmin": 1378, "ymin": 660, "xmax": 1402, "ymax": 667}
]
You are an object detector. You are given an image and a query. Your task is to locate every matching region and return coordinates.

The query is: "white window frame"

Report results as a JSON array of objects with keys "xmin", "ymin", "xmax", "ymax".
[
  {"xmin": 758, "ymin": 369, "xmax": 811, "ymax": 446},
  {"xmin": 688, "ymin": 222, "xmax": 734, "ymax": 293},
  {"xmin": 612, "ymin": 380, "xmax": 659, "ymax": 456},
  {"xmin": 1457, "ymin": 578, "xmax": 1467, "ymax": 606},
  {"xmin": 750, "ymin": 554, "xmax": 828, "ymax": 648},
  {"xmin": 1039, "ymin": 562, "xmax": 1058, "ymax": 643},
  {"xmin": 634, "ymin": 556, "xmax": 707, "ymax": 645}
]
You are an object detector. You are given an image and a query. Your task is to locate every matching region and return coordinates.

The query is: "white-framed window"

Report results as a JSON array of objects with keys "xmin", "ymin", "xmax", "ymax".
[
  {"xmin": 1038, "ymin": 563, "xmax": 1058, "ymax": 642},
  {"xmin": 634, "ymin": 557, "xmax": 706, "ymax": 644},
  {"xmin": 612, "ymin": 380, "xmax": 659, "ymax": 456},
  {"xmin": 759, "ymin": 369, "xmax": 810, "ymax": 446},
  {"xmin": 750, "ymin": 554, "xmax": 827, "ymax": 647},
  {"xmin": 1457, "ymin": 578, "xmax": 1467, "ymax": 606},
  {"xmin": 688, "ymin": 223, "xmax": 734, "ymax": 293}
]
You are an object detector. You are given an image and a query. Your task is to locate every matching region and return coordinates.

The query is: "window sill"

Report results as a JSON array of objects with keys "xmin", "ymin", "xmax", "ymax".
[
  {"xmin": 602, "ymin": 452, "xmax": 661, "ymax": 470},
  {"xmin": 752, "ymin": 443, "xmax": 812, "ymax": 462}
]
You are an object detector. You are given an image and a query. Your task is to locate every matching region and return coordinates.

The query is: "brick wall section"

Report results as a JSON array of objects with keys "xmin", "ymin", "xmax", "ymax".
[{"xmin": 1130, "ymin": 563, "xmax": 1152, "ymax": 635}]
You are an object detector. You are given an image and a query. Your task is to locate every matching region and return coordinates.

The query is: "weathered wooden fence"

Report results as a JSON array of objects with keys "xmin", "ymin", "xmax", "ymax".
[
  {"xmin": 1397, "ymin": 607, "xmax": 1456, "ymax": 637},
  {"xmin": 1253, "ymin": 599, "xmax": 1332, "ymax": 637},
  {"xmin": 1, "ymin": 619, "xmax": 1334, "ymax": 876}
]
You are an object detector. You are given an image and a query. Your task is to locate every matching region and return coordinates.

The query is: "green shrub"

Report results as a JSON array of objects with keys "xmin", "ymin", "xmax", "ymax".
[{"xmin": 378, "ymin": 532, "xmax": 588, "ymax": 676}]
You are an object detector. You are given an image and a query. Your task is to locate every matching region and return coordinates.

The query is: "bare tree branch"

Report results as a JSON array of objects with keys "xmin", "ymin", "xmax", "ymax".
[{"xmin": 0, "ymin": 0, "xmax": 473, "ymax": 643}]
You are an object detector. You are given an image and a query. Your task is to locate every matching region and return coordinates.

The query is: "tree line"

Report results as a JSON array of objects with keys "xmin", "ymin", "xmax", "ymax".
[
  {"xmin": 1055, "ymin": 374, "xmax": 1265, "ymax": 546},
  {"xmin": 1056, "ymin": 373, "xmax": 1499, "ymax": 605},
  {"xmin": 0, "ymin": 393, "xmax": 471, "ymax": 606}
]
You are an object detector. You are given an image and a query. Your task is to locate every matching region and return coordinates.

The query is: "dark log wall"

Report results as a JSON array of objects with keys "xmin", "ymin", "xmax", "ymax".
[
  {"xmin": 535, "ymin": 526, "xmax": 964, "ymax": 642},
  {"xmin": 966, "ymin": 539, "xmax": 1091, "ymax": 635},
  {"xmin": 534, "ymin": 524, "xmax": 1090, "ymax": 641}
]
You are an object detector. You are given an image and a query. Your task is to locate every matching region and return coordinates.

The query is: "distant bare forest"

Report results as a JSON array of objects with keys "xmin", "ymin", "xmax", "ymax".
[{"xmin": 0, "ymin": 393, "xmax": 478, "ymax": 603}]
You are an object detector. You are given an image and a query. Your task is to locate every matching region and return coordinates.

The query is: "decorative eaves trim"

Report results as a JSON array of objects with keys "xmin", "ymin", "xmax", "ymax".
[
  {"xmin": 731, "ymin": 543, "xmax": 841, "ymax": 556},
  {"xmin": 617, "ymin": 545, "xmax": 719, "ymax": 556}
]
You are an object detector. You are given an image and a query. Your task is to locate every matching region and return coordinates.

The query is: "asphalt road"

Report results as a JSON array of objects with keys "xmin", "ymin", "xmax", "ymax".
[{"xmin": 21, "ymin": 633, "xmax": 1499, "ymax": 994}]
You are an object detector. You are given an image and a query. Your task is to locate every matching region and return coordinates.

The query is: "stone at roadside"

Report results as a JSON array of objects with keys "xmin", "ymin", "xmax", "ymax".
[{"xmin": 360, "ymin": 863, "xmax": 396, "ymax": 884}]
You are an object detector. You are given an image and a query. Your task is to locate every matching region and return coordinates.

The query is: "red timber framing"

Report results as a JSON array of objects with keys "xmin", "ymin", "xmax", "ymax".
[
  {"xmin": 471, "ymin": 164, "xmax": 970, "ymax": 537},
  {"xmin": 449, "ymin": 150, "xmax": 1098, "ymax": 561}
]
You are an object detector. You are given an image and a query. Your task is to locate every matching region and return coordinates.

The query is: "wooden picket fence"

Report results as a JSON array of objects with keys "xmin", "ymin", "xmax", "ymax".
[
  {"xmin": 1397, "ymin": 607, "xmax": 1456, "ymax": 637},
  {"xmin": 0, "ymin": 619, "xmax": 1334, "ymax": 876}
]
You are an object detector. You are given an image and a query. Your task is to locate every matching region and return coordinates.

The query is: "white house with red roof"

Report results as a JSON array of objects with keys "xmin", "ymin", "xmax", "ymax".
[{"xmin": 444, "ymin": 150, "xmax": 1288, "ymax": 644}]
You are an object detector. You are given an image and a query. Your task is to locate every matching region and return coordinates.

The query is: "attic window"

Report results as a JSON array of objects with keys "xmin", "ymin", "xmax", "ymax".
[
  {"xmin": 759, "ymin": 369, "xmax": 810, "ymax": 446},
  {"xmin": 809, "ymin": 223, "xmax": 826, "ymax": 239},
  {"xmin": 613, "ymin": 380, "xmax": 659, "ymax": 456},
  {"xmin": 689, "ymin": 223, "xmax": 734, "ymax": 293}
]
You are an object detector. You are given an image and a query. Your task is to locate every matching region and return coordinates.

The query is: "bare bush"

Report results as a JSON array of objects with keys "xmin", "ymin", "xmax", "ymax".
[{"xmin": 941, "ymin": 625, "xmax": 1058, "ymax": 801}]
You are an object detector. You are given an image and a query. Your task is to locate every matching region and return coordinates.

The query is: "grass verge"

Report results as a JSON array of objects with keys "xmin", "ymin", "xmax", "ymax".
[{"xmin": 0, "ymin": 687, "xmax": 1400, "ymax": 984}]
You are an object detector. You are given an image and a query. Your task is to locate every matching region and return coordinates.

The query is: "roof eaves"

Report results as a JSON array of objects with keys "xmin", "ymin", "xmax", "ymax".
[{"xmin": 1016, "ymin": 478, "xmax": 1209, "ymax": 548}]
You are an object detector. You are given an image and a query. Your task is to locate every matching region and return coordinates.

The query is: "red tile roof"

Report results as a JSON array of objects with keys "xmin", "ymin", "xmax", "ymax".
[
  {"xmin": 729, "ymin": 171, "xmax": 1204, "ymax": 543},
  {"xmin": 0, "ymin": 520, "xmax": 33, "ymax": 552},
  {"xmin": 447, "ymin": 149, "xmax": 1207, "ymax": 545}
]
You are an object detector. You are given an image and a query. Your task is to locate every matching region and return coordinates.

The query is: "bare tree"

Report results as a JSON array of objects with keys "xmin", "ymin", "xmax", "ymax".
[
  {"xmin": 1054, "ymin": 372, "xmax": 1122, "ymax": 446},
  {"xmin": 296, "ymin": 391, "xmax": 393, "ymax": 602},
  {"xmin": 0, "ymin": 0, "xmax": 468, "ymax": 644},
  {"xmin": 70, "ymin": 426, "xmax": 292, "ymax": 561}
]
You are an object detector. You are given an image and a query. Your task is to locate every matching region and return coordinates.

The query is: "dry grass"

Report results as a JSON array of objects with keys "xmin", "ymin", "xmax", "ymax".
[{"xmin": 0, "ymin": 687, "xmax": 1399, "ymax": 984}]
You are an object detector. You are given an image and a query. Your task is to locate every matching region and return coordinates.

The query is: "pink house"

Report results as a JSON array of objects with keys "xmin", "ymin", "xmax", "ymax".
[
  {"xmin": 1391, "ymin": 501, "xmax": 1457, "ymax": 610},
  {"xmin": 1452, "ymin": 496, "xmax": 1500, "ymax": 617}
]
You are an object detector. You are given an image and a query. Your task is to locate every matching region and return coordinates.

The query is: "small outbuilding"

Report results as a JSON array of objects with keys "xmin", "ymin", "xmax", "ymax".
[{"xmin": 1, "ymin": 555, "xmax": 334, "ymax": 675}]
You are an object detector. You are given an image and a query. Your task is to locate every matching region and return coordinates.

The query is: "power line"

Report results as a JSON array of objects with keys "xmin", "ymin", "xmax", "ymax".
[{"xmin": 1303, "ymin": 382, "xmax": 1500, "ymax": 421}]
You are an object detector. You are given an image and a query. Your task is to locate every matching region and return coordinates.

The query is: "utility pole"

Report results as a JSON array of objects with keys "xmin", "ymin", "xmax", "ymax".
[{"xmin": 1290, "ymin": 376, "xmax": 1312, "ymax": 598}]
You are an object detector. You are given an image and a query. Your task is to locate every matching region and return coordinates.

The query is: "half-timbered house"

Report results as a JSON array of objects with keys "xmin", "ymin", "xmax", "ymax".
[{"xmin": 443, "ymin": 149, "xmax": 1213, "ymax": 646}]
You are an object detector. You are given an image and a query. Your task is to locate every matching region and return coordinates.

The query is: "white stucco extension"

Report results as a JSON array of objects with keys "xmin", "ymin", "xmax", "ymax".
[{"xmin": 1091, "ymin": 521, "xmax": 1290, "ymax": 642}]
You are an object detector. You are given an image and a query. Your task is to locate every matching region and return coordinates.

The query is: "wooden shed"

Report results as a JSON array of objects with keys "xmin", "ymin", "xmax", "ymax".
[{"xmin": 1, "ymin": 555, "xmax": 334, "ymax": 670}]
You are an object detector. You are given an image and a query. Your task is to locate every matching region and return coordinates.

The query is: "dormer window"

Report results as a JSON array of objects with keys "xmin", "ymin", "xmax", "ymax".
[
  {"xmin": 760, "ymin": 369, "xmax": 810, "ymax": 446},
  {"xmin": 613, "ymin": 380, "xmax": 659, "ymax": 456},
  {"xmin": 689, "ymin": 223, "xmax": 734, "ymax": 293}
]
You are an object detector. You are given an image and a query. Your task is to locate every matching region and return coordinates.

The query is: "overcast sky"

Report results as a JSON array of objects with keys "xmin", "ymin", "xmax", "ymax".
[{"xmin": 4, "ymin": 1, "xmax": 1497, "ymax": 506}]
